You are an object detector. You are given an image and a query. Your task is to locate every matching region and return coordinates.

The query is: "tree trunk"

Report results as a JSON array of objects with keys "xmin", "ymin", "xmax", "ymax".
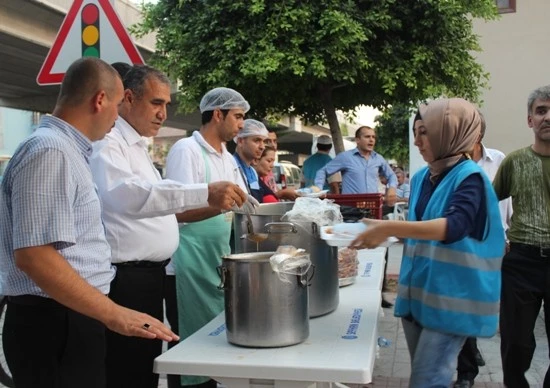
[{"xmin": 319, "ymin": 86, "xmax": 345, "ymax": 154}]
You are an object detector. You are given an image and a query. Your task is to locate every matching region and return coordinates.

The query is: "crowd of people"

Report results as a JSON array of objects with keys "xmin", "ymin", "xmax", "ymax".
[{"xmin": 1, "ymin": 57, "xmax": 548, "ymax": 388}]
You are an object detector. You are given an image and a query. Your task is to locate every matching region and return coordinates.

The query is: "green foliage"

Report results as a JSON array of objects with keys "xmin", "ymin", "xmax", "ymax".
[
  {"xmin": 374, "ymin": 104, "xmax": 415, "ymax": 169},
  {"xmin": 135, "ymin": 0, "xmax": 498, "ymax": 151}
]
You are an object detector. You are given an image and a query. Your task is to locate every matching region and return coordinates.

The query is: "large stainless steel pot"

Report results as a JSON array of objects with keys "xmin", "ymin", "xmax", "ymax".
[
  {"xmin": 218, "ymin": 252, "xmax": 311, "ymax": 347},
  {"xmin": 234, "ymin": 202, "xmax": 339, "ymax": 317}
]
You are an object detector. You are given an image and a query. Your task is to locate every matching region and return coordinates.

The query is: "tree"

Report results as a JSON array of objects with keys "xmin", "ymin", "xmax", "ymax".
[
  {"xmin": 136, "ymin": 0, "xmax": 498, "ymax": 153},
  {"xmin": 374, "ymin": 104, "xmax": 413, "ymax": 169}
]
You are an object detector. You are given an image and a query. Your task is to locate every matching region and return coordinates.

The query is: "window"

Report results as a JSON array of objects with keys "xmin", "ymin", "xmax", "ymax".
[{"xmin": 496, "ymin": 0, "xmax": 516, "ymax": 13}]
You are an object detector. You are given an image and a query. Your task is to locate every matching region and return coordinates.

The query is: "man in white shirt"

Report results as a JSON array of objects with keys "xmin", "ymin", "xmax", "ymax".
[
  {"xmin": 164, "ymin": 87, "xmax": 253, "ymax": 387},
  {"xmin": 454, "ymin": 112, "xmax": 512, "ymax": 388},
  {"xmin": 90, "ymin": 67, "xmax": 250, "ymax": 388}
]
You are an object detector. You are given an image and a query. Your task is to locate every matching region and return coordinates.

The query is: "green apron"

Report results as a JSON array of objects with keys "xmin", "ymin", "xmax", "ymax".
[{"xmin": 174, "ymin": 147, "xmax": 232, "ymax": 386}]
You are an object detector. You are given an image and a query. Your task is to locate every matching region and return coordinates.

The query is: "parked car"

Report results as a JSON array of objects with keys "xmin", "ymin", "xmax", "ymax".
[{"xmin": 272, "ymin": 161, "xmax": 302, "ymax": 191}]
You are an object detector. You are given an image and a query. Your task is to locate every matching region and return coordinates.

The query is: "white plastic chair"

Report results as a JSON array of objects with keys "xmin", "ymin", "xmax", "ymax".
[{"xmin": 387, "ymin": 201, "xmax": 408, "ymax": 221}]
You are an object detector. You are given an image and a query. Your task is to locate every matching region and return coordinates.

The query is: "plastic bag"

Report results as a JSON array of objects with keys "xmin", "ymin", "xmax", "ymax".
[
  {"xmin": 269, "ymin": 245, "xmax": 311, "ymax": 283},
  {"xmin": 282, "ymin": 197, "xmax": 343, "ymax": 229}
]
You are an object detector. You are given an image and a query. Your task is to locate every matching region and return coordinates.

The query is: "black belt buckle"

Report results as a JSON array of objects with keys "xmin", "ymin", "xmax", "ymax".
[{"xmin": 541, "ymin": 247, "xmax": 550, "ymax": 258}]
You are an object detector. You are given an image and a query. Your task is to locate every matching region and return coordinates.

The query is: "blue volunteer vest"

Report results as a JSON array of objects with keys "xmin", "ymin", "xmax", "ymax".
[{"xmin": 394, "ymin": 161, "xmax": 504, "ymax": 338}]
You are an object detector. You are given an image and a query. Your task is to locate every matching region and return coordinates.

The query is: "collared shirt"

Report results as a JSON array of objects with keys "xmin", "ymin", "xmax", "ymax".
[
  {"xmin": 165, "ymin": 131, "xmax": 246, "ymax": 274},
  {"xmin": 0, "ymin": 116, "xmax": 115, "ymax": 296},
  {"xmin": 477, "ymin": 145, "xmax": 512, "ymax": 230},
  {"xmin": 314, "ymin": 148, "xmax": 397, "ymax": 194},
  {"xmin": 166, "ymin": 131, "xmax": 246, "ymax": 190},
  {"xmin": 89, "ymin": 117, "xmax": 209, "ymax": 264}
]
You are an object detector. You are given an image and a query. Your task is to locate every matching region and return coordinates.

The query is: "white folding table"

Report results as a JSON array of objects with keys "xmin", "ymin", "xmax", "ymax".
[{"xmin": 154, "ymin": 247, "xmax": 387, "ymax": 388}]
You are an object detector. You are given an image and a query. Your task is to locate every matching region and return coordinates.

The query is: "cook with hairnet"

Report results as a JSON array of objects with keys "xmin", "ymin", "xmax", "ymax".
[
  {"xmin": 350, "ymin": 98, "xmax": 504, "ymax": 388},
  {"xmin": 164, "ymin": 87, "xmax": 259, "ymax": 388},
  {"xmin": 233, "ymin": 119, "xmax": 271, "ymax": 202}
]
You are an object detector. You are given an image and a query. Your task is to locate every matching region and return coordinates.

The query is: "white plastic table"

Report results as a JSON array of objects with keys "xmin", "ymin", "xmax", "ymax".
[{"xmin": 154, "ymin": 247, "xmax": 387, "ymax": 388}]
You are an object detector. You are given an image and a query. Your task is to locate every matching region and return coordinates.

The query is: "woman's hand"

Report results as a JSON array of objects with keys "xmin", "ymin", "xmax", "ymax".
[{"xmin": 350, "ymin": 218, "xmax": 390, "ymax": 250}]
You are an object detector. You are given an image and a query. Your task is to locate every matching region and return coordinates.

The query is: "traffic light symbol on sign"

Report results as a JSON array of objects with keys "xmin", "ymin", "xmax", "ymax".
[{"xmin": 81, "ymin": 3, "xmax": 100, "ymax": 57}]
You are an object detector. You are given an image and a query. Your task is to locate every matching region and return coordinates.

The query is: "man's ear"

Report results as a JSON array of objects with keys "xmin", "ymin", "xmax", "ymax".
[
  {"xmin": 124, "ymin": 89, "xmax": 134, "ymax": 104},
  {"xmin": 93, "ymin": 90, "xmax": 107, "ymax": 112},
  {"xmin": 213, "ymin": 109, "xmax": 223, "ymax": 122}
]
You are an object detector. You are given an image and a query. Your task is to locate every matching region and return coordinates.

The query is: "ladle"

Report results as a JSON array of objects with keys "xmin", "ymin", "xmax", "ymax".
[{"xmin": 237, "ymin": 168, "xmax": 268, "ymax": 250}]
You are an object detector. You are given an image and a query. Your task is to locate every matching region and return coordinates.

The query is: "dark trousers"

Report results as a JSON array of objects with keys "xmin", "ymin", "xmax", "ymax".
[
  {"xmin": 164, "ymin": 274, "xmax": 181, "ymax": 388},
  {"xmin": 382, "ymin": 248, "xmax": 389, "ymax": 292},
  {"xmin": 106, "ymin": 264, "xmax": 166, "ymax": 388},
  {"xmin": 456, "ymin": 337, "xmax": 480, "ymax": 381},
  {"xmin": 3, "ymin": 296, "xmax": 106, "ymax": 388},
  {"xmin": 500, "ymin": 243, "xmax": 550, "ymax": 388}
]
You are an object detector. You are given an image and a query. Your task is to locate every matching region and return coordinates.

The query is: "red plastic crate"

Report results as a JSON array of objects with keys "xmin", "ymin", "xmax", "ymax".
[{"xmin": 326, "ymin": 193, "xmax": 384, "ymax": 220}]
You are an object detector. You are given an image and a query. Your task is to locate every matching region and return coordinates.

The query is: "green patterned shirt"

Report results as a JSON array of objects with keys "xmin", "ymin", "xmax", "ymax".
[{"xmin": 493, "ymin": 146, "xmax": 550, "ymax": 246}]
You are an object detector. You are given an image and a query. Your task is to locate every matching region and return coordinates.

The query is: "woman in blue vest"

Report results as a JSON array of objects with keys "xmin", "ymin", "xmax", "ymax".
[{"xmin": 351, "ymin": 98, "xmax": 504, "ymax": 388}]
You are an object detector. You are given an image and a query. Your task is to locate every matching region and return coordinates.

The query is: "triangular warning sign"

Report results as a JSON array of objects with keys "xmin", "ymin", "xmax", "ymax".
[{"xmin": 37, "ymin": 0, "xmax": 144, "ymax": 85}]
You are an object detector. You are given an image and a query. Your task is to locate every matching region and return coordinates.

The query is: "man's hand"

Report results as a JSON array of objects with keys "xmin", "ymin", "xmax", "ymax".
[
  {"xmin": 207, "ymin": 181, "xmax": 247, "ymax": 210},
  {"xmin": 277, "ymin": 188, "xmax": 299, "ymax": 201},
  {"xmin": 105, "ymin": 305, "xmax": 179, "ymax": 342}
]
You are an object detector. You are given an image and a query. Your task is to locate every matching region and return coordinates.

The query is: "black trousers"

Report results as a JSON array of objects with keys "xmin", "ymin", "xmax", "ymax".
[
  {"xmin": 3, "ymin": 296, "xmax": 106, "ymax": 388},
  {"xmin": 456, "ymin": 337, "xmax": 480, "ymax": 381},
  {"xmin": 382, "ymin": 248, "xmax": 390, "ymax": 292},
  {"xmin": 106, "ymin": 264, "xmax": 166, "ymax": 388},
  {"xmin": 164, "ymin": 274, "xmax": 181, "ymax": 388},
  {"xmin": 500, "ymin": 243, "xmax": 550, "ymax": 388}
]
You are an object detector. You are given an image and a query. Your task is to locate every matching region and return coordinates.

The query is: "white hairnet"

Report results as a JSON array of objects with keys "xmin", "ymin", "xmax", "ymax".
[
  {"xmin": 234, "ymin": 119, "xmax": 269, "ymax": 142},
  {"xmin": 199, "ymin": 87, "xmax": 250, "ymax": 113}
]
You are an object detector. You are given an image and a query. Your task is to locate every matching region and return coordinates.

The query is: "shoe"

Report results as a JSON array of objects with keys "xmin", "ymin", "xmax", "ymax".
[
  {"xmin": 454, "ymin": 379, "xmax": 474, "ymax": 388},
  {"xmin": 475, "ymin": 351, "xmax": 486, "ymax": 366},
  {"xmin": 381, "ymin": 299, "xmax": 393, "ymax": 308}
]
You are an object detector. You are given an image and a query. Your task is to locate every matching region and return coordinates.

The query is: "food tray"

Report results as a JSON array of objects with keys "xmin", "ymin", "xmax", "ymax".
[
  {"xmin": 320, "ymin": 225, "xmax": 398, "ymax": 247},
  {"xmin": 339, "ymin": 277, "xmax": 356, "ymax": 287}
]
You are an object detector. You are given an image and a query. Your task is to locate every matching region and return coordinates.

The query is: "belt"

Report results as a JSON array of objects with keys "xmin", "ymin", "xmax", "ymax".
[
  {"xmin": 510, "ymin": 242, "xmax": 550, "ymax": 258},
  {"xmin": 114, "ymin": 258, "xmax": 171, "ymax": 268},
  {"xmin": 7, "ymin": 294, "xmax": 57, "ymax": 306}
]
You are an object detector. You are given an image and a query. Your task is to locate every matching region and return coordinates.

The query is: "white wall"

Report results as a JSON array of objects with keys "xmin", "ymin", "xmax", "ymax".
[{"xmin": 473, "ymin": 0, "xmax": 550, "ymax": 154}]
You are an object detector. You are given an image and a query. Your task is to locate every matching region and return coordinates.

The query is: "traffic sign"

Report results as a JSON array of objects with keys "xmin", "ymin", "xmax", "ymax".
[{"xmin": 37, "ymin": 0, "xmax": 144, "ymax": 85}]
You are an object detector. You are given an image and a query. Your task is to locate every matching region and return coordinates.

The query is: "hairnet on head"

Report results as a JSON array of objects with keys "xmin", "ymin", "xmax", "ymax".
[
  {"xmin": 199, "ymin": 87, "xmax": 250, "ymax": 113},
  {"xmin": 234, "ymin": 119, "xmax": 269, "ymax": 143}
]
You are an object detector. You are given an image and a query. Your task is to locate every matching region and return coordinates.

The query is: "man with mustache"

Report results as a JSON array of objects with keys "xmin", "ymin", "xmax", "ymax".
[
  {"xmin": 233, "ymin": 119, "xmax": 270, "ymax": 202},
  {"xmin": 0, "ymin": 58, "xmax": 178, "ymax": 388},
  {"xmin": 90, "ymin": 67, "xmax": 248, "ymax": 388},
  {"xmin": 493, "ymin": 85, "xmax": 550, "ymax": 388},
  {"xmin": 314, "ymin": 125, "xmax": 397, "ymax": 308}
]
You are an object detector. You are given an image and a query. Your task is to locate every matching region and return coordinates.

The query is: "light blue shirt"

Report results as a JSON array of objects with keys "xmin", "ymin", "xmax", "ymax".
[
  {"xmin": 0, "ymin": 116, "xmax": 114, "ymax": 296},
  {"xmin": 314, "ymin": 148, "xmax": 397, "ymax": 194},
  {"xmin": 397, "ymin": 183, "xmax": 410, "ymax": 199}
]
